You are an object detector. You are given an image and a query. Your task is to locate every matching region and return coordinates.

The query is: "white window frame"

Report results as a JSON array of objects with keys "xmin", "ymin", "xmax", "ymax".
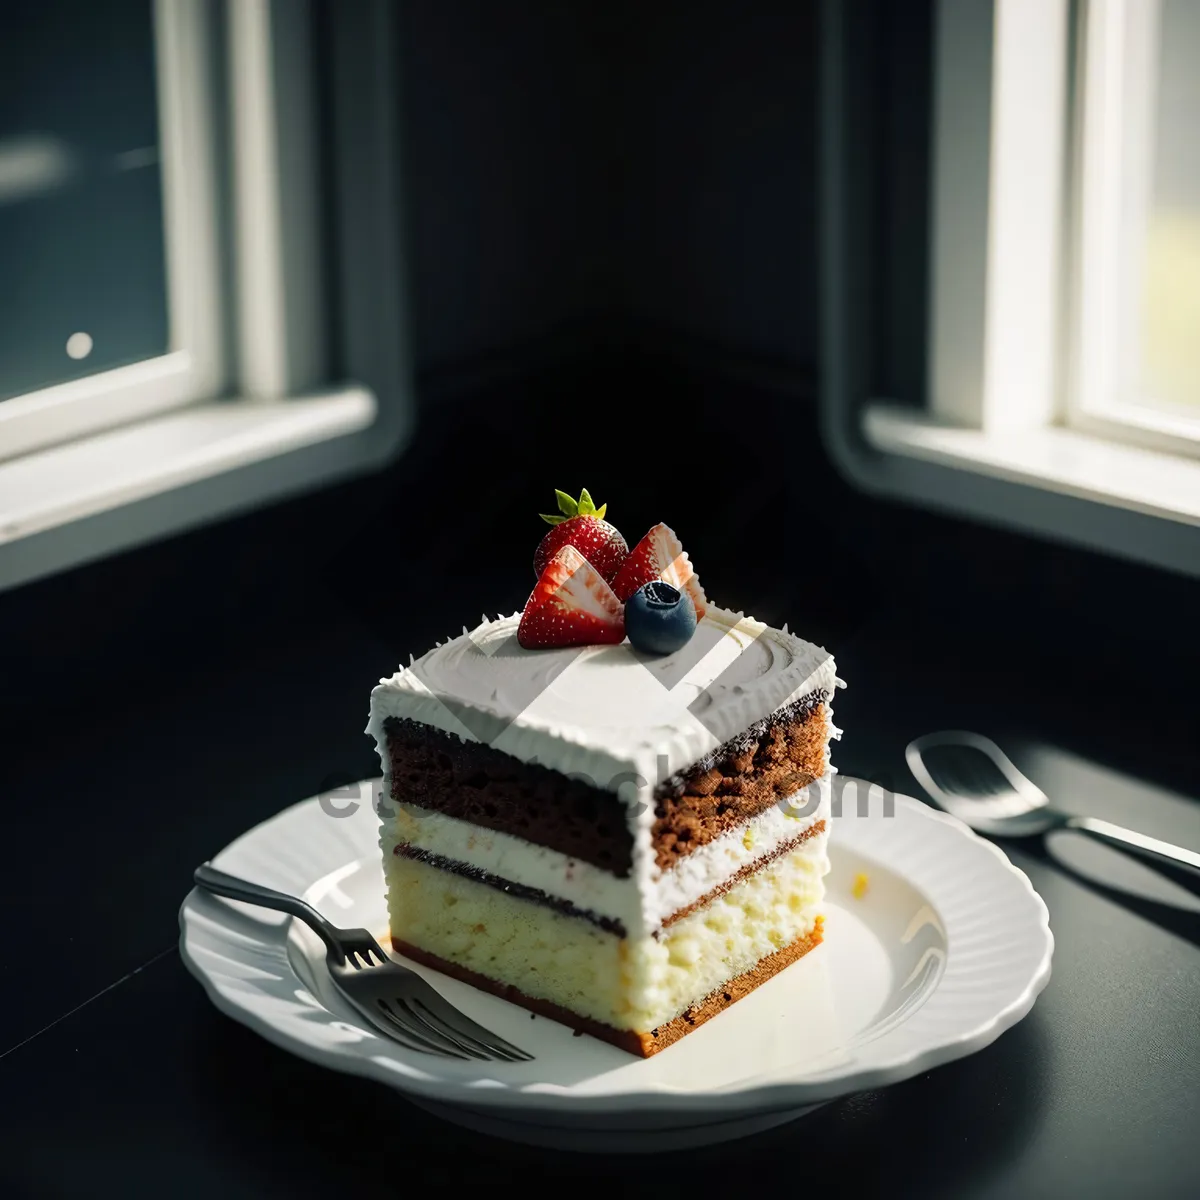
[
  {"xmin": 0, "ymin": 0, "xmax": 411, "ymax": 592},
  {"xmin": 820, "ymin": 0, "xmax": 1200, "ymax": 580}
]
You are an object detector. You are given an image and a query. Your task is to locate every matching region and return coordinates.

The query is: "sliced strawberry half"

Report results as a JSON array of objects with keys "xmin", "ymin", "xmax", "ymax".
[
  {"xmin": 518, "ymin": 545, "xmax": 626, "ymax": 649},
  {"xmin": 610, "ymin": 523, "xmax": 708, "ymax": 619}
]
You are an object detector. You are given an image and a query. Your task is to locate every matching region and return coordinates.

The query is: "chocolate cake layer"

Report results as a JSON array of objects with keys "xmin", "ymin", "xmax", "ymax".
[
  {"xmin": 391, "ymin": 919, "xmax": 824, "ymax": 1058},
  {"xmin": 393, "ymin": 843, "xmax": 627, "ymax": 936},
  {"xmin": 651, "ymin": 693, "xmax": 829, "ymax": 870},
  {"xmin": 386, "ymin": 694, "xmax": 828, "ymax": 878},
  {"xmin": 384, "ymin": 717, "xmax": 633, "ymax": 875}
]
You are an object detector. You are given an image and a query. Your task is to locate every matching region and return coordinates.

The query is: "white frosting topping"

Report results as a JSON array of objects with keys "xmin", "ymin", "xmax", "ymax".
[
  {"xmin": 367, "ymin": 605, "xmax": 835, "ymax": 786},
  {"xmin": 366, "ymin": 605, "xmax": 838, "ymax": 939}
]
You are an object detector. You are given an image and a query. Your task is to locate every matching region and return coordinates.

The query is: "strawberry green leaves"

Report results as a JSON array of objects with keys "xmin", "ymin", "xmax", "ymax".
[{"xmin": 539, "ymin": 487, "xmax": 607, "ymax": 526}]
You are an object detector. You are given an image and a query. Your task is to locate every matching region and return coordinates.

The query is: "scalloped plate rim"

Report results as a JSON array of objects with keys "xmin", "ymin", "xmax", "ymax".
[{"xmin": 180, "ymin": 782, "xmax": 1054, "ymax": 1117}]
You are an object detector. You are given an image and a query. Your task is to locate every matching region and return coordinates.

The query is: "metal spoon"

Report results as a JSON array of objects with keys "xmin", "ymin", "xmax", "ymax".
[{"xmin": 906, "ymin": 730, "xmax": 1200, "ymax": 876}]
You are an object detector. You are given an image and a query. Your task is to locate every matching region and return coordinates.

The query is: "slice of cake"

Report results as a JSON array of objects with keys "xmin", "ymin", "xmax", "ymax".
[{"xmin": 365, "ymin": 490, "xmax": 840, "ymax": 1057}]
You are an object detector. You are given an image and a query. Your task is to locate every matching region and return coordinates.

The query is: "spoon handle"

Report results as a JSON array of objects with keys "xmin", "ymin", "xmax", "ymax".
[{"xmin": 1066, "ymin": 817, "xmax": 1200, "ymax": 877}]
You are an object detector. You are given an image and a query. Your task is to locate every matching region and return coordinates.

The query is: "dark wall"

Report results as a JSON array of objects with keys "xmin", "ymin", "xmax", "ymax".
[
  {"xmin": 610, "ymin": 1, "xmax": 820, "ymax": 366},
  {"xmin": 397, "ymin": 1, "xmax": 615, "ymax": 372},
  {"xmin": 398, "ymin": 0, "xmax": 855, "ymax": 379}
]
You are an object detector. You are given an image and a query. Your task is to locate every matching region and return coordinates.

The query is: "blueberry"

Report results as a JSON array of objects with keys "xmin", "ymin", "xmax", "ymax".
[{"xmin": 624, "ymin": 581, "xmax": 696, "ymax": 655}]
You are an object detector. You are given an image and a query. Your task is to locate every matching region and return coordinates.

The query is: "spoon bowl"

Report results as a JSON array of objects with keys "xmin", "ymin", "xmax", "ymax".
[
  {"xmin": 905, "ymin": 731, "xmax": 1061, "ymax": 837},
  {"xmin": 905, "ymin": 730, "xmax": 1200, "ymax": 879}
]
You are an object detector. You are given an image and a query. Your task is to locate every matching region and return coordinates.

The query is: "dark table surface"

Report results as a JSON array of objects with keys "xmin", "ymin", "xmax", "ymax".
[{"xmin": 2, "ymin": 368, "xmax": 1198, "ymax": 1197}]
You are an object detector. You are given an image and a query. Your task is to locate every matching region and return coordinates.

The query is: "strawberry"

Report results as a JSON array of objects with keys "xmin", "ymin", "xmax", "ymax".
[
  {"xmin": 518, "ymin": 545, "xmax": 626, "ymax": 648},
  {"xmin": 534, "ymin": 487, "xmax": 628, "ymax": 582},
  {"xmin": 611, "ymin": 523, "xmax": 708, "ymax": 619}
]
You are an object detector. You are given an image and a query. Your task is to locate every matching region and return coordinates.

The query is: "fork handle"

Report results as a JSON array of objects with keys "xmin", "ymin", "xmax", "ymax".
[
  {"xmin": 194, "ymin": 863, "xmax": 346, "ymax": 960},
  {"xmin": 1066, "ymin": 817, "xmax": 1200, "ymax": 878}
]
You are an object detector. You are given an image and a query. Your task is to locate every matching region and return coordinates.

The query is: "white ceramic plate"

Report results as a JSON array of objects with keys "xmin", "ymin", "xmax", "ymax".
[{"xmin": 180, "ymin": 779, "xmax": 1053, "ymax": 1152}]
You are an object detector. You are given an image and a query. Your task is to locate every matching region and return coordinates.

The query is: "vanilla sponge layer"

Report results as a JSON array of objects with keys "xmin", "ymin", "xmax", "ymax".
[{"xmin": 384, "ymin": 834, "xmax": 827, "ymax": 1033}]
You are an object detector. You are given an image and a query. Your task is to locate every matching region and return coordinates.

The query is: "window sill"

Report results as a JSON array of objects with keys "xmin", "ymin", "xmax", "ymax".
[
  {"xmin": 0, "ymin": 386, "xmax": 388, "ymax": 591},
  {"xmin": 846, "ymin": 404, "xmax": 1200, "ymax": 578}
]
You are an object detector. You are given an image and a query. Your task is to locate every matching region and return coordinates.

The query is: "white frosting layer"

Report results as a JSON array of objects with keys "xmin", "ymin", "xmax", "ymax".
[
  {"xmin": 648, "ymin": 776, "xmax": 831, "ymax": 928},
  {"xmin": 381, "ymin": 776, "xmax": 831, "ymax": 936},
  {"xmin": 381, "ymin": 805, "xmax": 635, "ymax": 928},
  {"xmin": 366, "ymin": 605, "xmax": 838, "ymax": 939}
]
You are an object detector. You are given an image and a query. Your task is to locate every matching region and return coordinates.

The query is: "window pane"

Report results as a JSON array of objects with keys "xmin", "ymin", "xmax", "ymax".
[
  {"xmin": 1137, "ymin": 0, "xmax": 1200, "ymax": 413},
  {"xmin": 0, "ymin": 0, "xmax": 168, "ymax": 403}
]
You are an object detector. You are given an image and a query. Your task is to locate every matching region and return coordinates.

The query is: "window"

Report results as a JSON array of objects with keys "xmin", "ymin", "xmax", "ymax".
[
  {"xmin": 0, "ymin": 4, "xmax": 168, "ymax": 401},
  {"xmin": 821, "ymin": 0, "xmax": 1200, "ymax": 578},
  {"xmin": 1072, "ymin": 0, "xmax": 1200, "ymax": 455},
  {"xmin": 0, "ymin": 0, "xmax": 221, "ymax": 461},
  {"xmin": 0, "ymin": 0, "xmax": 411, "ymax": 591}
]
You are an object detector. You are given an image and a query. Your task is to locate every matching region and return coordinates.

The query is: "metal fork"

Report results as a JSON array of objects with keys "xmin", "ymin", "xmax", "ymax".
[{"xmin": 193, "ymin": 863, "xmax": 533, "ymax": 1062}]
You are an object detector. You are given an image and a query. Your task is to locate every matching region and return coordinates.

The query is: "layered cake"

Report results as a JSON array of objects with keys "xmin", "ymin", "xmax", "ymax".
[{"xmin": 366, "ymin": 490, "xmax": 841, "ymax": 1057}]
